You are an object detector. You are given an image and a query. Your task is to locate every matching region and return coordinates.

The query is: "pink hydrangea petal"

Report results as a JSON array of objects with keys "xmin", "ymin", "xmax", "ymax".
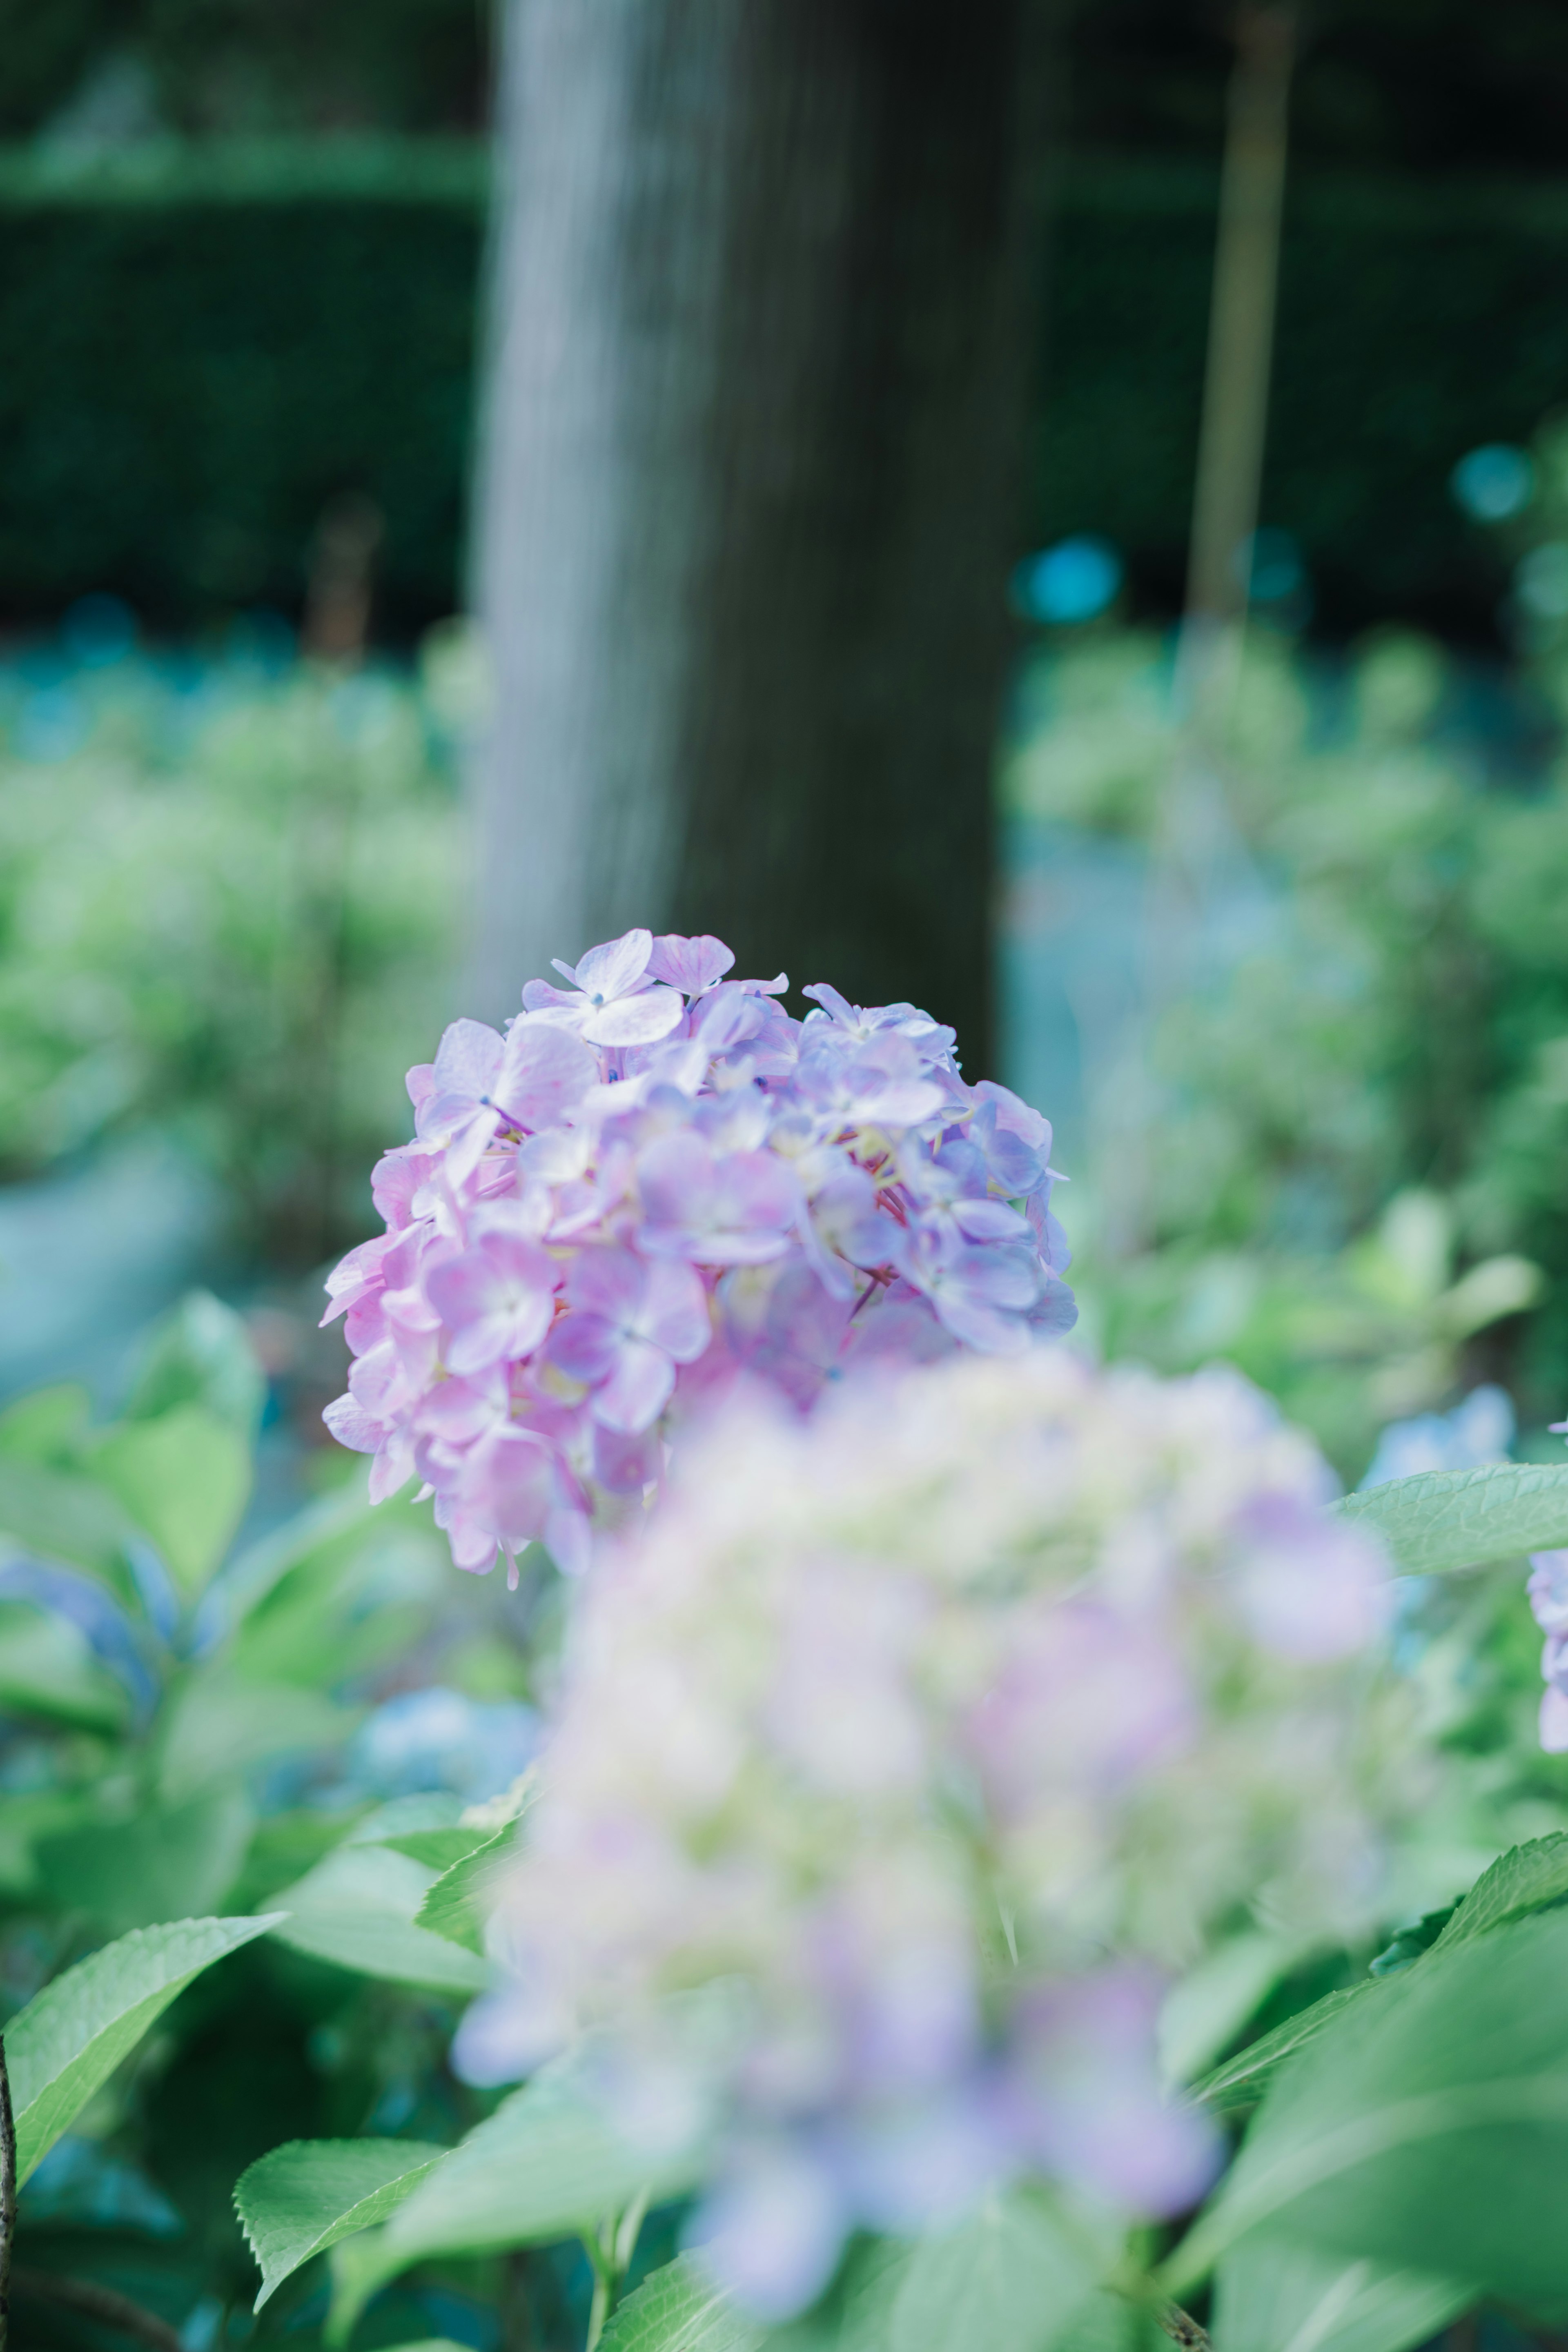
[
  {"xmin": 584, "ymin": 987, "xmax": 686, "ymax": 1047},
  {"xmin": 593, "ymin": 1336, "xmax": 676, "ymax": 1432},
  {"xmin": 572, "ymin": 928, "xmax": 654, "ymax": 1002}
]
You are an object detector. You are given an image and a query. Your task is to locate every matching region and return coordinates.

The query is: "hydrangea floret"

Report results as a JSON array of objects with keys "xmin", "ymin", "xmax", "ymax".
[
  {"xmin": 457, "ymin": 1351, "xmax": 1404, "ymax": 2316},
  {"xmin": 321, "ymin": 929, "xmax": 1074, "ymax": 1576}
]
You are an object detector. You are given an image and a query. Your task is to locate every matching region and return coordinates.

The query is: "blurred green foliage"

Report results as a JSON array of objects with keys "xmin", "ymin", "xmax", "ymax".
[
  {"xmin": 1004, "ymin": 621, "xmax": 1568, "ymax": 1472},
  {"xmin": 0, "ymin": 1292, "xmax": 557, "ymax": 2348},
  {"xmin": 0, "ymin": 641, "xmax": 471, "ymax": 1266}
]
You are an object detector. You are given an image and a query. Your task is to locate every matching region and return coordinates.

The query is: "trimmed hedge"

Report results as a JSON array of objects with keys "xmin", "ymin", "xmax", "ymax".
[{"xmin": 3, "ymin": 140, "xmax": 1568, "ymax": 636}]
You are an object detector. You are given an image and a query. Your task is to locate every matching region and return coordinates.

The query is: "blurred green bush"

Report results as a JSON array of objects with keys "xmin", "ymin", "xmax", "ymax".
[
  {"xmin": 0, "ymin": 639, "xmax": 469, "ymax": 1267},
  {"xmin": 1004, "ymin": 622, "xmax": 1568, "ymax": 1470}
]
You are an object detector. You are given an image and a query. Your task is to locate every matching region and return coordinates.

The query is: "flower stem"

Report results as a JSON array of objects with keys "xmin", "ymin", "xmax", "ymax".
[
  {"xmin": 1159, "ymin": 2301, "xmax": 1213, "ymax": 2350},
  {"xmin": 11, "ymin": 2270, "xmax": 182, "ymax": 2352},
  {"xmin": 0, "ymin": 2034, "xmax": 13, "ymax": 2352}
]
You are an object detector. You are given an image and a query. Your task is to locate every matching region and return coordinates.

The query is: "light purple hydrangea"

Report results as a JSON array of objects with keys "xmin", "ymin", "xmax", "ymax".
[
  {"xmin": 456, "ymin": 1352, "xmax": 1402, "ymax": 2316},
  {"xmin": 321, "ymin": 929, "xmax": 1075, "ymax": 1578}
]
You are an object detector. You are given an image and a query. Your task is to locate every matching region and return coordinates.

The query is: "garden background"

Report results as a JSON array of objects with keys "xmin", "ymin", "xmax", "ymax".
[{"xmin": 7, "ymin": 3, "xmax": 1568, "ymax": 2347}]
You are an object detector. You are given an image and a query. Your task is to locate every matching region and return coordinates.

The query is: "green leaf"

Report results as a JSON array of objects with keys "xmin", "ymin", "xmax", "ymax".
[
  {"xmin": 1047, "ymin": 2293, "xmax": 1165, "ymax": 2352},
  {"xmin": 158, "ymin": 1664, "xmax": 357, "ymax": 1798},
  {"xmin": 1166, "ymin": 1907, "xmax": 1568, "ymax": 2309},
  {"xmin": 597, "ymin": 2253, "xmax": 763, "ymax": 2352},
  {"xmin": 0, "ymin": 1383, "xmax": 91, "ymax": 1465},
  {"xmin": 1193, "ymin": 1984, "xmax": 1378, "ymax": 2112},
  {"xmin": 1432, "ymin": 1832, "xmax": 1568, "ymax": 1951},
  {"xmin": 95, "ymin": 1404, "xmax": 252, "ymax": 1595},
  {"xmin": 236, "ymin": 2136, "xmax": 449, "ymax": 2309},
  {"xmin": 267, "ymin": 1844, "xmax": 489, "ymax": 1993},
  {"xmin": 889, "ymin": 2192, "xmax": 1098, "ymax": 2352},
  {"xmin": 125, "ymin": 1290, "xmax": 267, "ymax": 1441},
  {"xmin": 381, "ymin": 1825, "xmax": 497, "ymax": 1873},
  {"xmin": 35, "ymin": 1785, "xmax": 254, "ymax": 1930},
  {"xmin": 327, "ymin": 2063, "xmax": 708, "ymax": 2343},
  {"xmin": 0, "ymin": 1599, "xmax": 130, "ymax": 1731},
  {"xmin": 415, "ymin": 1825, "xmax": 517, "ymax": 1954},
  {"xmin": 0, "ymin": 1456, "xmax": 136, "ymax": 1590},
  {"xmin": 1212, "ymin": 2238, "xmax": 1470, "ymax": 2352},
  {"xmin": 3, "ymin": 1913, "xmax": 282, "ymax": 2184},
  {"xmin": 220, "ymin": 1483, "xmax": 379, "ymax": 1627},
  {"xmin": 1332, "ymin": 1461, "xmax": 1568, "ymax": 1575}
]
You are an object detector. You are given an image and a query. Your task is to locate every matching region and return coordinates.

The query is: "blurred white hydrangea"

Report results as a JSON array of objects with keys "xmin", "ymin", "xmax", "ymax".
[{"xmin": 459, "ymin": 1351, "xmax": 1413, "ymax": 2315}]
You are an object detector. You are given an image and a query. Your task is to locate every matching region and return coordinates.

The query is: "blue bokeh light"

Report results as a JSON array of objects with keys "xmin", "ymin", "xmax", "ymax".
[{"xmin": 1011, "ymin": 535, "xmax": 1123, "ymax": 626}]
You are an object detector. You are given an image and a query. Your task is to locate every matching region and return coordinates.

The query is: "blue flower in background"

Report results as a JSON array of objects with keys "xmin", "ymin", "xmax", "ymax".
[
  {"xmin": 1010, "ymin": 535, "xmax": 1123, "ymax": 626},
  {"xmin": 346, "ymin": 1684, "xmax": 539, "ymax": 1805},
  {"xmin": 1360, "ymin": 1383, "xmax": 1515, "ymax": 1492},
  {"xmin": 1450, "ymin": 443, "xmax": 1535, "ymax": 523}
]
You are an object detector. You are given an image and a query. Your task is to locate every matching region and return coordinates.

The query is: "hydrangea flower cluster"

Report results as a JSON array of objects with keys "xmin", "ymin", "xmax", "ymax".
[
  {"xmin": 321, "ymin": 929, "xmax": 1074, "ymax": 1576},
  {"xmin": 458, "ymin": 1351, "xmax": 1404, "ymax": 2316}
]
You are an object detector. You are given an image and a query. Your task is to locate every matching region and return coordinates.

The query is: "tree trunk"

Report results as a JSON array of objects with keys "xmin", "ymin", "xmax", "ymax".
[{"xmin": 472, "ymin": 0, "xmax": 1056, "ymax": 1073}]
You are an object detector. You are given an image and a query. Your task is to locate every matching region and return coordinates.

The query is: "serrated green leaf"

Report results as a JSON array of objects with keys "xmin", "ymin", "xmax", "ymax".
[
  {"xmin": 236, "ymin": 2136, "xmax": 449, "ymax": 2309},
  {"xmin": 415, "ymin": 1825, "xmax": 516, "ymax": 1953},
  {"xmin": 381, "ymin": 1825, "xmax": 497, "ymax": 1872},
  {"xmin": 1194, "ymin": 1984, "xmax": 1378, "ymax": 2111},
  {"xmin": 3, "ymin": 1913, "xmax": 282, "ymax": 2184},
  {"xmin": 327, "ymin": 2064, "xmax": 708, "ymax": 2343},
  {"xmin": 1432, "ymin": 1833, "xmax": 1568, "ymax": 1951},
  {"xmin": 598, "ymin": 2253, "xmax": 763, "ymax": 2352},
  {"xmin": 95, "ymin": 1404, "xmax": 252, "ymax": 1596},
  {"xmin": 1166, "ymin": 1907, "xmax": 1568, "ymax": 2308},
  {"xmin": 1212, "ymin": 2237, "xmax": 1469, "ymax": 2352},
  {"xmin": 1333, "ymin": 1461, "xmax": 1568, "ymax": 1575},
  {"xmin": 0, "ymin": 1599, "xmax": 130, "ymax": 1731},
  {"xmin": 36, "ymin": 1784, "xmax": 254, "ymax": 1930},
  {"xmin": 890, "ymin": 2192, "xmax": 1097, "ymax": 2352},
  {"xmin": 268, "ymin": 1844, "xmax": 488, "ymax": 1993}
]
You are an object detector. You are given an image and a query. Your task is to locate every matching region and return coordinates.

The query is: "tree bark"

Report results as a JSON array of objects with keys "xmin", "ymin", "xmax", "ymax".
[{"xmin": 472, "ymin": 0, "xmax": 1058, "ymax": 1073}]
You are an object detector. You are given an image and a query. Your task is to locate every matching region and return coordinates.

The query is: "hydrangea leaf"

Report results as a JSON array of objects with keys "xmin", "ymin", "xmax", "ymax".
[
  {"xmin": 1192, "ymin": 1984, "xmax": 1379, "ymax": 2113},
  {"xmin": 0, "ymin": 1599, "xmax": 129, "ymax": 1733},
  {"xmin": 326, "ymin": 2065, "xmax": 709, "ymax": 2343},
  {"xmin": 1332, "ymin": 1462, "xmax": 1568, "ymax": 1575},
  {"xmin": 94, "ymin": 1403, "xmax": 252, "ymax": 1596},
  {"xmin": 157, "ymin": 1665, "xmax": 358, "ymax": 1800},
  {"xmin": 890, "ymin": 2192, "xmax": 1099, "ymax": 2352},
  {"xmin": 595, "ymin": 2254, "xmax": 762, "ymax": 2352},
  {"xmin": 1431, "ymin": 1832, "xmax": 1568, "ymax": 1952},
  {"xmin": 415, "ymin": 1825, "xmax": 517, "ymax": 1953},
  {"xmin": 235, "ymin": 2136, "xmax": 450, "ymax": 2310},
  {"xmin": 1166, "ymin": 1907, "xmax": 1568, "ymax": 2308},
  {"xmin": 1049, "ymin": 2291, "xmax": 1166, "ymax": 2350},
  {"xmin": 1211, "ymin": 2237, "xmax": 1470, "ymax": 2352},
  {"xmin": 4, "ymin": 1914, "xmax": 283, "ymax": 2185},
  {"xmin": 35, "ymin": 1784, "xmax": 254, "ymax": 1931},
  {"xmin": 266, "ymin": 1844, "xmax": 489, "ymax": 1993},
  {"xmin": 0, "ymin": 1456, "xmax": 138, "ymax": 1592}
]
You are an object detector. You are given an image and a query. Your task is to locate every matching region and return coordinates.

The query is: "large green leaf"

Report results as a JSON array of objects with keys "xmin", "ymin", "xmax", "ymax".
[
  {"xmin": 1432, "ymin": 1832, "xmax": 1568, "ymax": 1951},
  {"xmin": 0, "ymin": 1456, "xmax": 136, "ymax": 1590},
  {"xmin": 1166, "ymin": 1907, "xmax": 1568, "ymax": 2310},
  {"xmin": 3, "ymin": 1913, "xmax": 282, "ymax": 2184},
  {"xmin": 0, "ymin": 1598, "xmax": 130, "ymax": 1731},
  {"xmin": 1048, "ymin": 2294, "xmax": 1165, "ymax": 2351},
  {"xmin": 889, "ymin": 2192, "xmax": 1098, "ymax": 2352},
  {"xmin": 1212, "ymin": 2237, "xmax": 1470, "ymax": 2352},
  {"xmin": 597, "ymin": 2254, "xmax": 762, "ymax": 2352},
  {"xmin": 267, "ymin": 1843, "xmax": 489, "ymax": 1993},
  {"xmin": 327, "ymin": 2063, "xmax": 708, "ymax": 2343},
  {"xmin": 35, "ymin": 1785, "xmax": 254, "ymax": 1930},
  {"xmin": 219, "ymin": 1483, "xmax": 378, "ymax": 1627},
  {"xmin": 157, "ymin": 1664, "xmax": 357, "ymax": 1797},
  {"xmin": 236, "ymin": 2136, "xmax": 449, "ymax": 2309},
  {"xmin": 1194, "ymin": 1985, "xmax": 1378, "ymax": 2113},
  {"xmin": 94, "ymin": 1404, "xmax": 252, "ymax": 1596},
  {"xmin": 1333, "ymin": 1461, "xmax": 1568, "ymax": 1575}
]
